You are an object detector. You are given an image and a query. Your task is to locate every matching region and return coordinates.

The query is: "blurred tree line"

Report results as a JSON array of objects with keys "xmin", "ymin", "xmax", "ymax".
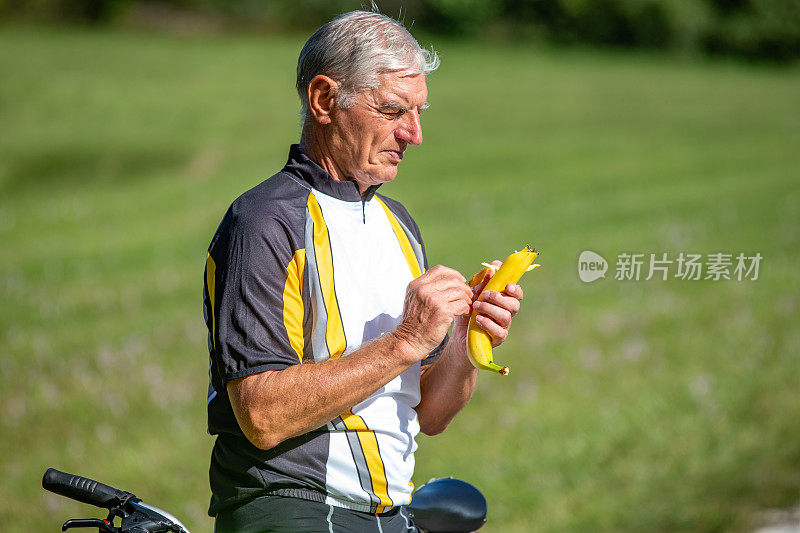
[{"xmin": 1, "ymin": 0, "xmax": 798, "ymax": 61}]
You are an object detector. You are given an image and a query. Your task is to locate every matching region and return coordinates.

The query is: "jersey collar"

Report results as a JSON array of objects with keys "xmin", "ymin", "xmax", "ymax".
[{"xmin": 283, "ymin": 144, "xmax": 381, "ymax": 203}]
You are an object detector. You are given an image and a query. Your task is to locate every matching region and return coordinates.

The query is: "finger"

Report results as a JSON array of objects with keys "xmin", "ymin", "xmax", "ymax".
[
  {"xmin": 424, "ymin": 274, "xmax": 471, "ymax": 296},
  {"xmin": 479, "ymin": 290, "xmax": 521, "ymax": 317},
  {"xmin": 424, "ymin": 264, "xmax": 466, "ymax": 283},
  {"xmin": 475, "ymin": 314, "xmax": 508, "ymax": 346},
  {"xmin": 471, "ymin": 283, "xmax": 483, "ymax": 299},
  {"xmin": 415, "ymin": 279, "xmax": 470, "ymax": 305},
  {"xmin": 426, "ymin": 272, "xmax": 472, "ymax": 295},
  {"xmin": 451, "ymin": 299, "xmax": 473, "ymax": 316},
  {"xmin": 417, "ymin": 278, "xmax": 470, "ymax": 303},
  {"xmin": 481, "ymin": 260, "xmax": 503, "ymax": 281},
  {"xmin": 471, "ymin": 260, "xmax": 504, "ymax": 295},
  {"xmin": 472, "ymin": 276, "xmax": 489, "ymax": 297},
  {"xmin": 458, "ymin": 288, "xmax": 475, "ymax": 304},
  {"xmin": 503, "ymin": 283, "xmax": 524, "ymax": 301},
  {"xmin": 432, "ymin": 293, "xmax": 472, "ymax": 318},
  {"xmin": 472, "ymin": 266, "xmax": 496, "ymax": 294},
  {"xmin": 440, "ymin": 285, "xmax": 473, "ymax": 305},
  {"xmin": 473, "ymin": 300, "xmax": 513, "ymax": 328}
]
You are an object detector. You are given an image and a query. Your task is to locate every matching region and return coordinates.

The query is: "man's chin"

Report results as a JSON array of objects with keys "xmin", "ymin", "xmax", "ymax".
[
  {"xmin": 356, "ymin": 163, "xmax": 399, "ymax": 188},
  {"xmin": 374, "ymin": 166, "xmax": 399, "ymax": 184}
]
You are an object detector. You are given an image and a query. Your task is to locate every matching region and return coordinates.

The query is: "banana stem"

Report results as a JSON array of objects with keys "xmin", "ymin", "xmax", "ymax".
[{"xmin": 489, "ymin": 363, "xmax": 510, "ymax": 376}]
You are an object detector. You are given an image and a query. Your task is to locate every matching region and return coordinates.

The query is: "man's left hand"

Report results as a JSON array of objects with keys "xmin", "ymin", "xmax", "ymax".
[{"xmin": 451, "ymin": 260, "xmax": 524, "ymax": 351}]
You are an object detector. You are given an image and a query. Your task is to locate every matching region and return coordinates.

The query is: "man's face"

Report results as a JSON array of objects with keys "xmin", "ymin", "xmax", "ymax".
[{"xmin": 327, "ymin": 71, "xmax": 428, "ymax": 190}]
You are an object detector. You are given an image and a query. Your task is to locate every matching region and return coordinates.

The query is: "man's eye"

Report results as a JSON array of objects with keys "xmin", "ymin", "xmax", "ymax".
[{"xmin": 383, "ymin": 109, "xmax": 405, "ymax": 118}]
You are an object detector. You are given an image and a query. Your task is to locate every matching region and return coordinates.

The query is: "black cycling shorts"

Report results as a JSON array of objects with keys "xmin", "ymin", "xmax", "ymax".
[{"xmin": 214, "ymin": 495, "xmax": 419, "ymax": 533}]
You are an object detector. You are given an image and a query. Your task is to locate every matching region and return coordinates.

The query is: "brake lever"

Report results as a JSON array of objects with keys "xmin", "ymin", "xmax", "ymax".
[{"xmin": 62, "ymin": 518, "xmax": 118, "ymax": 532}]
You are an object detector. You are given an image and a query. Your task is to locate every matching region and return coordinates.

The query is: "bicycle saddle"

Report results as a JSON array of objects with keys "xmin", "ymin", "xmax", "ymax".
[{"xmin": 404, "ymin": 477, "xmax": 487, "ymax": 532}]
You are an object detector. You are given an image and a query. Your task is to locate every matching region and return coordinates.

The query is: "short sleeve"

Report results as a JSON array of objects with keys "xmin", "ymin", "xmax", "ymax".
[{"xmin": 206, "ymin": 202, "xmax": 304, "ymax": 387}]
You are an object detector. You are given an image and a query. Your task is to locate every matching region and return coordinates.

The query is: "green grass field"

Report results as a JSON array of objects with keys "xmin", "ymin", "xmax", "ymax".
[{"xmin": 1, "ymin": 26, "xmax": 799, "ymax": 532}]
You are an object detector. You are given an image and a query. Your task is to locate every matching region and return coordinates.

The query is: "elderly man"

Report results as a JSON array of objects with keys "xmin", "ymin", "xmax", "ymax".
[{"xmin": 204, "ymin": 10, "xmax": 524, "ymax": 533}]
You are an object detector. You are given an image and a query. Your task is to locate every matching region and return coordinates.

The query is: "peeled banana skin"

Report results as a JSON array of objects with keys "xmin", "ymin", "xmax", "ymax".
[{"xmin": 467, "ymin": 246, "xmax": 540, "ymax": 375}]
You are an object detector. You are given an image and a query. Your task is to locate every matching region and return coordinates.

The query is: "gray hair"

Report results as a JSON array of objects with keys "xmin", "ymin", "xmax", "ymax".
[{"xmin": 296, "ymin": 10, "xmax": 440, "ymax": 127}]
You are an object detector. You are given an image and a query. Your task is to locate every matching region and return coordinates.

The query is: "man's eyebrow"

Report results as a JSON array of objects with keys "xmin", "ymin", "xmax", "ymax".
[
  {"xmin": 378, "ymin": 100, "xmax": 430, "ymax": 111},
  {"xmin": 378, "ymin": 100, "xmax": 407, "ymax": 110}
]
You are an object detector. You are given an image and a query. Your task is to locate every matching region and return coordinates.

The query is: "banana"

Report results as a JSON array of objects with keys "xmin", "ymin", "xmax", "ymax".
[{"xmin": 467, "ymin": 246, "xmax": 540, "ymax": 375}]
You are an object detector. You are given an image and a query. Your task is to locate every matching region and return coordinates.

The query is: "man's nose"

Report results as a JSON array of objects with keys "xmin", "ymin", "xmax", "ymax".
[{"xmin": 395, "ymin": 110, "xmax": 423, "ymax": 146}]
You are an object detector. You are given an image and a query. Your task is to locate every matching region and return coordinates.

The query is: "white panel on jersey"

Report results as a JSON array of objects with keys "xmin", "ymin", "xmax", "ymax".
[
  {"xmin": 313, "ymin": 191, "xmax": 422, "ymax": 509},
  {"xmin": 325, "ymin": 431, "xmax": 377, "ymax": 512}
]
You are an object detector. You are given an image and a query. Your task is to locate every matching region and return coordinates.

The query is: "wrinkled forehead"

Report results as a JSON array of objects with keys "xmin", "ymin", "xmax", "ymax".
[{"xmin": 365, "ymin": 71, "xmax": 428, "ymax": 107}]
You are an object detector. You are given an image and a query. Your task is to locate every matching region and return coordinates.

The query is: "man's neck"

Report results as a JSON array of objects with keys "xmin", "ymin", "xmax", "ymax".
[{"xmin": 299, "ymin": 129, "xmax": 371, "ymax": 200}]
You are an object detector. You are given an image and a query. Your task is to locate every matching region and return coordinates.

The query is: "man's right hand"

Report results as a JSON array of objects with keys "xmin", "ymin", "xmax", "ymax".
[
  {"xmin": 228, "ymin": 265, "xmax": 472, "ymax": 450},
  {"xmin": 393, "ymin": 265, "xmax": 473, "ymax": 360}
]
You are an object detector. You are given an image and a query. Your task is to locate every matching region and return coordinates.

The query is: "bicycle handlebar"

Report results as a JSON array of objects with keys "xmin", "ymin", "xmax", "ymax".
[
  {"xmin": 43, "ymin": 467, "xmax": 190, "ymax": 533},
  {"xmin": 43, "ymin": 468, "xmax": 135, "ymax": 509}
]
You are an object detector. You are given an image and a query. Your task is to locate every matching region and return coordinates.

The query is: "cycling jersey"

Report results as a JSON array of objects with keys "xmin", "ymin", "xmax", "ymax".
[{"xmin": 204, "ymin": 145, "xmax": 443, "ymax": 516}]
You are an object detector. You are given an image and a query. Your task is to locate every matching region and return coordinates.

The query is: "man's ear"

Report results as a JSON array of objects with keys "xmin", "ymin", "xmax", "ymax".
[{"xmin": 307, "ymin": 75, "xmax": 338, "ymax": 125}]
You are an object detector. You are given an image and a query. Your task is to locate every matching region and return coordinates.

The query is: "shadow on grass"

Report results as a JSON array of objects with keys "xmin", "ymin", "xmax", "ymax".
[{"xmin": 2, "ymin": 146, "xmax": 186, "ymax": 194}]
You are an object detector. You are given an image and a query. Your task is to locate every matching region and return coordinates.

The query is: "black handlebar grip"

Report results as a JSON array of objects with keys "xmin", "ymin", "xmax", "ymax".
[{"xmin": 42, "ymin": 468, "xmax": 127, "ymax": 509}]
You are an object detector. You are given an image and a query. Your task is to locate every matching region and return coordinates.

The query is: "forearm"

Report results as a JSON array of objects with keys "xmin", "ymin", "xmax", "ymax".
[
  {"xmin": 229, "ymin": 332, "xmax": 425, "ymax": 449},
  {"xmin": 416, "ymin": 334, "xmax": 478, "ymax": 435}
]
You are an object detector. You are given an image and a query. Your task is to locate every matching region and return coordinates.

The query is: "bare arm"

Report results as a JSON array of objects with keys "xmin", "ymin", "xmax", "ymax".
[
  {"xmin": 228, "ymin": 265, "xmax": 472, "ymax": 450},
  {"xmin": 416, "ymin": 334, "xmax": 478, "ymax": 435},
  {"xmin": 228, "ymin": 332, "xmax": 422, "ymax": 449},
  {"xmin": 416, "ymin": 263, "xmax": 524, "ymax": 435}
]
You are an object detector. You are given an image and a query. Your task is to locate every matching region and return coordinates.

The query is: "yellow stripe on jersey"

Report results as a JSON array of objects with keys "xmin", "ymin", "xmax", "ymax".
[
  {"xmin": 307, "ymin": 193, "xmax": 347, "ymax": 358},
  {"xmin": 376, "ymin": 198, "xmax": 422, "ymax": 279},
  {"xmin": 341, "ymin": 410, "xmax": 394, "ymax": 512},
  {"xmin": 206, "ymin": 253, "xmax": 217, "ymax": 348},
  {"xmin": 283, "ymin": 248, "xmax": 306, "ymax": 363}
]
